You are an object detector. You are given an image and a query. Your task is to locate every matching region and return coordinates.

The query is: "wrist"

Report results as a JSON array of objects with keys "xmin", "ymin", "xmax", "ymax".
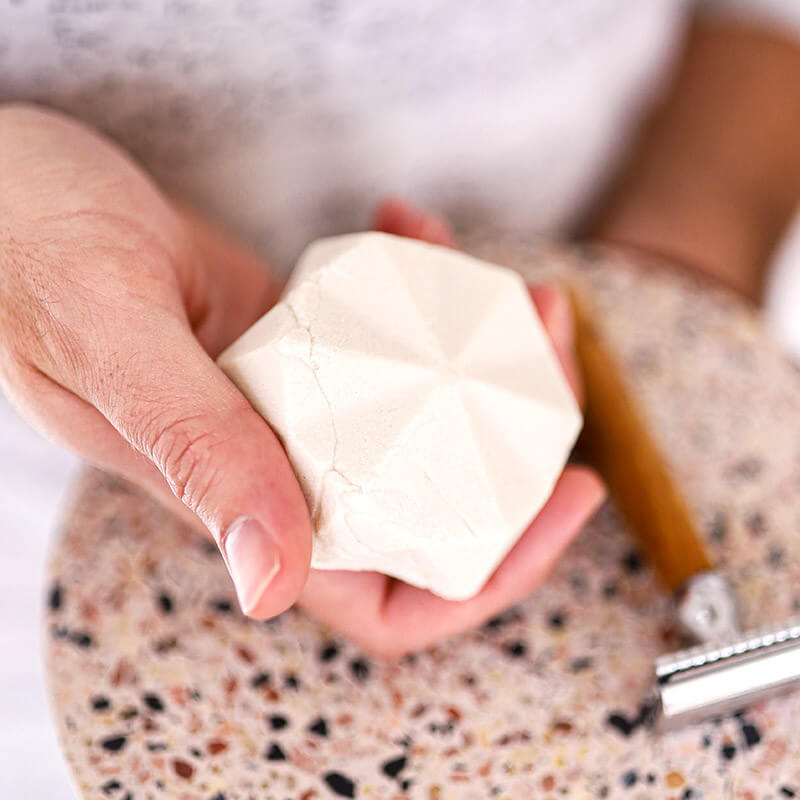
[{"xmin": 587, "ymin": 182, "xmax": 776, "ymax": 302}]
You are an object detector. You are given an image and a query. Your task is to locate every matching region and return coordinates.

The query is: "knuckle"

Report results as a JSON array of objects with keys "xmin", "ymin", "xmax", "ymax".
[
  {"xmin": 147, "ymin": 412, "xmax": 224, "ymax": 511},
  {"xmin": 139, "ymin": 403, "xmax": 245, "ymax": 517}
]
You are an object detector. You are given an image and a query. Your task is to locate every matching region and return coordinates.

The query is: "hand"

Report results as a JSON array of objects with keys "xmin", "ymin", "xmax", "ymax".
[
  {"xmin": 0, "ymin": 105, "xmax": 603, "ymax": 659},
  {"xmin": 296, "ymin": 199, "xmax": 605, "ymax": 657},
  {"xmin": 0, "ymin": 104, "xmax": 312, "ymax": 617}
]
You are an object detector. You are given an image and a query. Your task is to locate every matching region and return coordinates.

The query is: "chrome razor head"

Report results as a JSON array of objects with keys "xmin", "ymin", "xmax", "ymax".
[{"xmin": 653, "ymin": 617, "xmax": 800, "ymax": 729}]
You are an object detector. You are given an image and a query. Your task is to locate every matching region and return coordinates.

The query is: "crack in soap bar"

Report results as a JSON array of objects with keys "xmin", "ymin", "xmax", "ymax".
[{"xmin": 218, "ymin": 233, "xmax": 582, "ymax": 599}]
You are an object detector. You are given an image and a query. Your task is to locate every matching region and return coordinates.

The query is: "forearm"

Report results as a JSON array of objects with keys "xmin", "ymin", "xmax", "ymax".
[{"xmin": 586, "ymin": 16, "xmax": 800, "ymax": 302}]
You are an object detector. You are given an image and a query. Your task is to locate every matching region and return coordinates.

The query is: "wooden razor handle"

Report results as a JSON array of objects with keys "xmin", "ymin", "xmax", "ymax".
[{"xmin": 569, "ymin": 284, "xmax": 711, "ymax": 591}]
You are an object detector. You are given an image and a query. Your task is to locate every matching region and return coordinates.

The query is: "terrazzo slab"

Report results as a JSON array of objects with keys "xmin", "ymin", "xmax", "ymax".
[{"xmin": 44, "ymin": 240, "xmax": 800, "ymax": 800}]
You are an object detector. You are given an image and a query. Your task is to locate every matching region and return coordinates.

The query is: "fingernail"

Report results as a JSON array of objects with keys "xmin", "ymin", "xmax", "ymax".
[{"xmin": 222, "ymin": 516, "xmax": 280, "ymax": 615}]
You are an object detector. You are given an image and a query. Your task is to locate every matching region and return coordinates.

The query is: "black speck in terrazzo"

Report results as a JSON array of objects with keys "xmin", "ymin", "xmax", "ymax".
[
  {"xmin": 122, "ymin": 793, "xmax": 132, "ymax": 800},
  {"xmin": 621, "ymin": 550, "xmax": 644, "ymax": 574},
  {"xmin": 119, "ymin": 707, "xmax": 138, "ymax": 720},
  {"xmin": 190, "ymin": 747, "xmax": 203, "ymax": 758},
  {"xmin": 484, "ymin": 615, "xmax": 506, "ymax": 631},
  {"xmin": 606, "ymin": 699, "xmax": 657, "ymax": 737},
  {"xmin": 188, "ymin": 687, "xmax": 202, "ymax": 701},
  {"xmin": 100, "ymin": 735, "xmax": 128, "ymax": 753},
  {"xmin": 157, "ymin": 591, "xmax": 174, "ymax": 614},
  {"xmin": 400, "ymin": 779, "xmax": 412, "ymax": 792},
  {"xmin": 682, "ymin": 789, "xmax": 695, "ymax": 799},
  {"xmin": 143, "ymin": 693, "xmax": 165, "ymax": 712},
  {"xmin": 504, "ymin": 640, "xmax": 527, "ymax": 658},
  {"xmin": 483, "ymin": 607, "xmax": 523, "ymax": 631},
  {"xmin": 739, "ymin": 719, "xmax": 762, "ymax": 748},
  {"xmin": 621, "ymin": 770, "xmax": 638, "ymax": 788},
  {"xmin": 101, "ymin": 779, "xmax": 121, "ymax": 794},
  {"xmin": 646, "ymin": 773, "xmax": 656, "ymax": 784},
  {"xmin": 269, "ymin": 714, "xmax": 289, "ymax": 730},
  {"xmin": 728, "ymin": 456, "xmax": 763, "ymax": 481},
  {"xmin": 570, "ymin": 656, "xmax": 593, "ymax": 672},
  {"xmin": 602, "ymin": 581, "xmax": 619, "ymax": 599},
  {"xmin": 428, "ymin": 720, "xmax": 455, "ymax": 735},
  {"xmin": 92, "ymin": 695, "xmax": 111, "ymax": 712},
  {"xmin": 569, "ymin": 572, "xmax": 588, "ymax": 595},
  {"xmin": 146, "ymin": 742, "xmax": 167, "ymax": 751},
  {"xmin": 54, "ymin": 626, "xmax": 94, "ymax": 648},
  {"xmin": 702, "ymin": 734, "xmax": 712, "ymax": 748},
  {"xmin": 768, "ymin": 546, "xmax": 785, "ymax": 567},
  {"xmin": 284, "ymin": 672, "xmax": 301, "ymax": 690},
  {"xmin": 48, "ymin": 583, "xmax": 63, "ymax": 612},
  {"xmin": 721, "ymin": 742, "xmax": 737, "ymax": 761},
  {"xmin": 71, "ymin": 630, "xmax": 94, "ymax": 648},
  {"xmin": 547, "ymin": 610, "xmax": 567, "ymax": 629},
  {"xmin": 349, "ymin": 658, "xmax": 370, "ymax": 682},
  {"xmin": 319, "ymin": 641, "xmax": 340, "ymax": 662},
  {"xmin": 210, "ymin": 598, "xmax": 234, "ymax": 614},
  {"xmin": 154, "ymin": 636, "xmax": 178, "ymax": 653},
  {"xmin": 209, "ymin": 794, "xmax": 226, "ymax": 800},
  {"xmin": 709, "ymin": 512, "xmax": 728, "ymax": 543},
  {"xmin": 745, "ymin": 511, "xmax": 766, "ymax": 536},
  {"xmin": 780, "ymin": 787, "xmax": 797, "ymax": 797},
  {"xmin": 308, "ymin": 717, "xmax": 329, "ymax": 737},
  {"xmin": 201, "ymin": 539, "xmax": 218, "ymax": 556},
  {"xmin": 607, "ymin": 713, "xmax": 634, "ymax": 736},
  {"xmin": 324, "ymin": 771, "xmax": 356, "ymax": 797},
  {"xmin": 250, "ymin": 671, "xmax": 270, "ymax": 688},
  {"xmin": 381, "ymin": 755, "xmax": 407, "ymax": 779},
  {"xmin": 265, "ymin": 742, "xmax": 287, "ymax": 761}
]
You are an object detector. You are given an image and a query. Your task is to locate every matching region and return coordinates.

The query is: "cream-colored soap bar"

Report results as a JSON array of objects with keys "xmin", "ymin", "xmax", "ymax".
[{"xmin": 218, "ymin": 233, "xmax": 582, "ymax": 600}]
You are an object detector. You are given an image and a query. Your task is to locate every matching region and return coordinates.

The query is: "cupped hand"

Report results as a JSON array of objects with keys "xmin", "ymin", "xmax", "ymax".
[
  {"xmin": 0, "ymin": 106, "xmax": 604, "ymax": 658},
  {"xmin": 296, "ymin": 199, "xmax": 605, "ymax": 658}
]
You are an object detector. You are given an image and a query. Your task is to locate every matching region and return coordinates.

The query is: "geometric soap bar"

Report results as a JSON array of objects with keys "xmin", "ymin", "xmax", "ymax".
[{"xmin": 218, "ymin": 233, "xmax": 582, "ymax": 599}]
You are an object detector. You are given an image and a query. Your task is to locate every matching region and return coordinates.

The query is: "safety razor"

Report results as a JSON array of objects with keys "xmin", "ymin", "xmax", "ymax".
[{"xmin": 570, "ymin": 284, "xmax": 800, "ymax": 730}]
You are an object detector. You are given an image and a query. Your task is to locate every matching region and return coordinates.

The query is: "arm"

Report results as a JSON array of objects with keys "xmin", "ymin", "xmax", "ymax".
[{"xmin": 586, "ymin": 15, "xmax": 800, "ymax": 302}]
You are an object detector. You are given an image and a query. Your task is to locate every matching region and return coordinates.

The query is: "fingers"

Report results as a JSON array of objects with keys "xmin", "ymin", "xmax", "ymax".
[
  {"xmin": 300, "ymin": 466, "xmax": 606, "ymax": 659},
  {"xmin": 176, "ymin": 204, "xmax": 283, "ymax": 357},
  {"xmin": 528, "ymin": 285, "xmax": 583, "ymax": 405},
  {"xmin": 378, "ymin": 467, "xmax": 605, "ymax": 652},
  {"xmin": 371, "ymin": 197, "xmax": 458, "ymax": 248}
]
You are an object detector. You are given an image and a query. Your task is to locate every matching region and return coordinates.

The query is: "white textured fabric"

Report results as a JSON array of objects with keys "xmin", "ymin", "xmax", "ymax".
[{"xmin": 1, "ymin": 0, "xmax": 691, "ymax": 269}]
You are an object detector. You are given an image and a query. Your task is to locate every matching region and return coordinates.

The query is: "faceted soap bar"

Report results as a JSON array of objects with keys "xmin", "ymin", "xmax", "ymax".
[{"xmin": 218, "ymin": 233, "xmax": 582, "ymax": 599}]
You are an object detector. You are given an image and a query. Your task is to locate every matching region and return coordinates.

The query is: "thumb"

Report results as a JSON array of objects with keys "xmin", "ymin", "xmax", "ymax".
[{"xmin": 95, "ymin": 315, "xmax": 312, "ymax": 619}]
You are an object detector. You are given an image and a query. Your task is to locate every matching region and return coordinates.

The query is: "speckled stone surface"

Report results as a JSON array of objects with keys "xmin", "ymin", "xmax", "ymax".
[{"xmin": 44, "ymin": 241, "xmax": 800, "ymax": 800}]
